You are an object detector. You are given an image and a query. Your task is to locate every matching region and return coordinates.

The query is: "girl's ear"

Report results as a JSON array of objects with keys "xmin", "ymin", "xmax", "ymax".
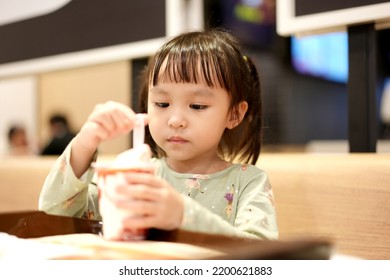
[{"xmin": 227, "ymin": 101, "xmax": 248, "ymax": 129}]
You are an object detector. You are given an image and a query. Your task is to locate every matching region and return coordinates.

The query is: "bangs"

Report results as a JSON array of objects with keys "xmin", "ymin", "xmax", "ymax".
[{"xmin": 150, "ymin": 39, "xmax": 231, "ymax": 91}]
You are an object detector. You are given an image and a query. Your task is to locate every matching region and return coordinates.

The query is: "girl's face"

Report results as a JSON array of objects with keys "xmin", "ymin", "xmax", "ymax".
[{"xmin": 147, "ymin": 80, "xmax": 235, "ymax": 167}]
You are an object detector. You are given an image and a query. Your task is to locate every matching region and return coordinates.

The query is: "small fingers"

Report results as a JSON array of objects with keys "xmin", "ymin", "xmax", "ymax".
[
  {"xmin": 88, "ymin": 101, "xmax": 135, "ymax": 138},
  {"xmin": 115, "ymin": 184, "xmax": 161, "ymax": 202},
  {"xmin": 122, "ymin": 172, "xmax": 163, "ymax": 188},
  {"xmin": 116, "ymin": 200, "xmax": 155, "ymax": 216}
]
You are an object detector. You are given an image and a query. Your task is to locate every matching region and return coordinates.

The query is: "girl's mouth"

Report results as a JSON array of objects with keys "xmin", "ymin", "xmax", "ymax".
[{"xmin": 167, "ymin": 136, "xmax": 188, "ymax": 143}]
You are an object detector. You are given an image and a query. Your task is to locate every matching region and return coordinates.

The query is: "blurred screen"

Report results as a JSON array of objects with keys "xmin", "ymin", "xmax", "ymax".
[
  {"xmin": 221, "ymin": 0, "xmax": 276, "ymax": 48},
  {"xmin": 291, "ymin": 31, "xmax": 349, "ymax": 83}
]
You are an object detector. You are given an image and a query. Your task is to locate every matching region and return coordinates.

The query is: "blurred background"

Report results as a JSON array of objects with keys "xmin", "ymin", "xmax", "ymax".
[{"xmin": 1, "ymin": 0, "xmax": 389, "ymax": 156}]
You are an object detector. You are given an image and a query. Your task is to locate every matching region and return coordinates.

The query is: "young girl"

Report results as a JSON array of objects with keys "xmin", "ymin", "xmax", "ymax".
[{"xmin": 39, "ymin": 29, "xmax": 278, "ymax": 240}]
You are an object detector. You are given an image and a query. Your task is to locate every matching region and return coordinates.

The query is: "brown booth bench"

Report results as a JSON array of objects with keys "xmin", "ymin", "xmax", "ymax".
[{"xmin": 257, "ymin": 153, "xmax": 390, "ymax": 260}]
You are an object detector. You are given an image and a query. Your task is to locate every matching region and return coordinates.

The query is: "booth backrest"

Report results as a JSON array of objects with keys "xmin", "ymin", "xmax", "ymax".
[
  {"xmin": 257, "ymin": 153, "xmax": 390, "ymax": 260},
  {"xmin": 0, "ymin": 156, "xmax": 57, "ymax": 212}
]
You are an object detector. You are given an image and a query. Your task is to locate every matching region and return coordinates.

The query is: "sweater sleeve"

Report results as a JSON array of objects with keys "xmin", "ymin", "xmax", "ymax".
[
  {"xmin": 180, "ymin": 168, "xmax": 278, "ymax": 240},
  {"xmin": 38, "ymin": 140, "xmax": 100, "ymax": 220}
]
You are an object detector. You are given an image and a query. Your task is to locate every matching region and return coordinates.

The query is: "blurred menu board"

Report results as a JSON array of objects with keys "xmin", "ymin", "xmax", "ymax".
[
  {"xmin": 277, "ymin": 0, "xmax": 390, "ymax": 36},
  {"xmin": 0, "ymin": 0, "xmax": 165, "ymax": 64}
]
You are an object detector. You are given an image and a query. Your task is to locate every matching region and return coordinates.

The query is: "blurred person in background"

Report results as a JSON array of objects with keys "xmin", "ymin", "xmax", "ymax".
[
  {"xmin": 41, "ymin": 114, "xmax": 76, "ymax": 155},
  {"xmin": 6, "ymin": 125, "xmax": 37, "ymax": 156}
]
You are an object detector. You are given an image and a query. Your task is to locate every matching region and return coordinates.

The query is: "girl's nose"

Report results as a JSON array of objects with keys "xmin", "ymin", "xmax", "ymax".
[{"xmin": 168, "ymin": 114, "xmax": 187, "ymax": 128}]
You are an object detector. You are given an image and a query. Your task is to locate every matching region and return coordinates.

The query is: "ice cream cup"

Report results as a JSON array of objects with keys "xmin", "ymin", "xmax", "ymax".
[
  {"xmin": 94, "ymin": 165, "xmax": 153, "ymax": 241},
  {"xmin": 94, "ymin": 114, "xmax": 152, "ymax": 241},
  {"xmin": 93, "ymin": 142, "xmax": 154, "ymax": 241}
]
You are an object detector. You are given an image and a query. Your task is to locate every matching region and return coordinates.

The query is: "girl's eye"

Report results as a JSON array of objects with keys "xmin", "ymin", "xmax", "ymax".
[
  {"xmin": 155, "ymin": 102, "xmax": 169, "ymax": 108},
  {"xmin": 190, "ymin": 104, "xmax": 208, "ymax": 110}
]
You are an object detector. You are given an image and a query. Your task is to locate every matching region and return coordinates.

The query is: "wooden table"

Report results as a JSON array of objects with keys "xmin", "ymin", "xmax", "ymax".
[{"xmin": 0, "ymin": 211, "xmax": 332, "ymax": 260}]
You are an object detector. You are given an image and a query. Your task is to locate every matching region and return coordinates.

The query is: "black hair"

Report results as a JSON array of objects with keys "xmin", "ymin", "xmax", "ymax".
[
  {"xmin": 49, "ymin": 114, "xmax": 69, "ymax": 127},
  {"xmin": 139, "ymin": 29, "xmax": 263, "ymax": 165},
  {"xmin": 7, "ymin": 125, "xmax": 25, "ymax": 141}
]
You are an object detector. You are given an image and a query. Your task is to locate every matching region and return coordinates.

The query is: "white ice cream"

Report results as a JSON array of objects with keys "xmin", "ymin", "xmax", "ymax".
[{"xmin": 112, "ymin": 144, "xmax": 152, "ymax": 170}]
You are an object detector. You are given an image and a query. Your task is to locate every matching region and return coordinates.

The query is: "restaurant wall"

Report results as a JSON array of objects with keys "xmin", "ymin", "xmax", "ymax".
[{"xmin": 38, "ymin": 61, "xmax": 131, "ymax": 154}]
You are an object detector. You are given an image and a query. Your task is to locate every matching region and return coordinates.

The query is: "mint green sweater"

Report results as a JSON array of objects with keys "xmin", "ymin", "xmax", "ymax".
[{"xmin": 39, "ymin": 144, "xmax": 278, "ymax": 240}]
